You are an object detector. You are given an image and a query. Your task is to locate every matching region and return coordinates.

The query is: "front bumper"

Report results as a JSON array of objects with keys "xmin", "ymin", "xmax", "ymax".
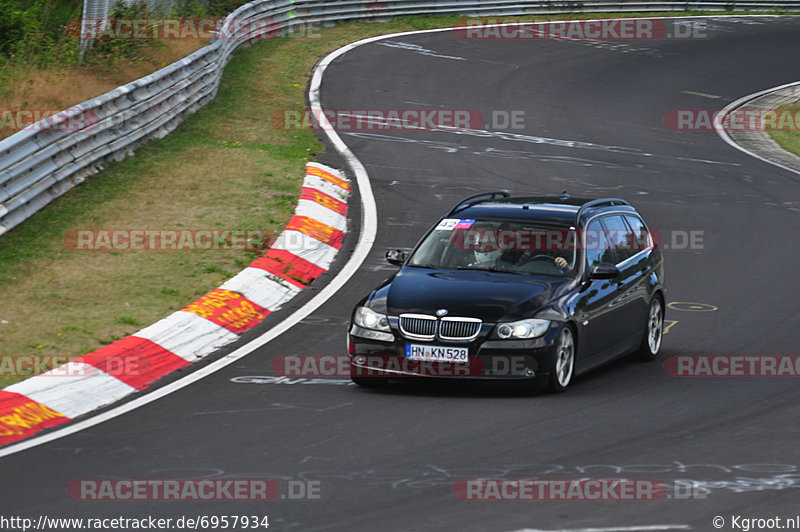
[{"xmin": 347, "ymin": 323, "xmax": 561, "ymax": 381}]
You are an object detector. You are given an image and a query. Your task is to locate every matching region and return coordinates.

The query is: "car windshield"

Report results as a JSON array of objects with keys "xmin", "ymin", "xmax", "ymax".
[{"xmin": 408, "ymin": 218, "xmax": 578, "ymax": 277}]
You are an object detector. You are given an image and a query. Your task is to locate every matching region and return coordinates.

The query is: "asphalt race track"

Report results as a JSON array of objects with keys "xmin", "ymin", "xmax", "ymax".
[{"xmin": 2, "ymin": 15, "xmax": 800, "ymax": 532}]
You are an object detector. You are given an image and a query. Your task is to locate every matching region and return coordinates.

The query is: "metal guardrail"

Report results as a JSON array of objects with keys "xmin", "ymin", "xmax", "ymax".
[{"xmin": 2, "ymin": 0, "xmax": 800, "ymax": 236}]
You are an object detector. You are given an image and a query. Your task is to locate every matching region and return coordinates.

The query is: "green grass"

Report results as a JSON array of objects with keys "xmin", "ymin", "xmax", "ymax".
[{"xmin": 767, "ymin": 102, "xmax": 800, "ymax": 157}]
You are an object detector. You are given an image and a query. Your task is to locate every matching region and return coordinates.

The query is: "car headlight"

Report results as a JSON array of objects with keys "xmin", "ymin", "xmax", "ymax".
[
  {"xmin": 354, "ymin": 306, "xmax": 391, "ymax": 332},
  {"xmin": 495, "ymin": 318, "xmax": 550, "ymax": 339}
]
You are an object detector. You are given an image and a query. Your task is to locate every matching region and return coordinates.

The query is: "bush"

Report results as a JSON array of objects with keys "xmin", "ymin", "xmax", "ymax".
[
  {"xmin": 0, "ymin": 0, "xmax": 251, "ymax": 66},
  {"xmin": 166, "ymin": 0, "xmax": 253, "ymax": 18},
  {"xmin": 0, "ymin": 0, "xmax": 42, "ymax": 56},
  {"xmin": 0, "ymin": 0, "xmax": 81, "ymax": 64},
  {"xmin": 205, "ymin": 0, "xmax": 250, "ymax": 17}
]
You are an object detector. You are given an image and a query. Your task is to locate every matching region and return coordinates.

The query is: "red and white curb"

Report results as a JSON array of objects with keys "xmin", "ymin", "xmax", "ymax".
[{"xmin": 0, "ymin": 162, "xmax": 349, "ymax": 446}]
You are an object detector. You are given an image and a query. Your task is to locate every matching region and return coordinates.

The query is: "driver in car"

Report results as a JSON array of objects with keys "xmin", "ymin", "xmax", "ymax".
[{"xmin": 467, "ymin": 229, "xmax": 514, "ymax": 269}]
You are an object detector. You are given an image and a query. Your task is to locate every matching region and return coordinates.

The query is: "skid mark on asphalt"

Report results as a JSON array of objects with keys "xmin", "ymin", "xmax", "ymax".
[
  {"xmin": 379, "ymin": 41, "xmax": 465, "ymax": 60},
  {"xmin": 234, "ymin": 462, "xmax": 800, "ymax": 494},
  {"xmin": 230, "ymin": 375, "xmax": 354, "ymax": 385},
  {"xmin": 512, "ymin": 526, "xmax": 690, "ymax": 532},
  {"xmin": 335, "ymin": 110, "xmax": 741, "ymax": 167},
  {"xmin": 340, "ymin": 114, "xmax": 646, "ymax": 154},
  {"xmin": 193, "ymin": 403, "xmax": 354, "ymax": 415},
  {"xmin": 555, "ymin": 38, "xmax": 663, "ymax": 57},
  {"xmin": 681, "ymin": 90, "xmax": 722, "ymax": 99},
  {"xmin": 343, "ymin": 128, "xmax": 739, "ymax": 169},
  {"xmin": 345, "ymin": 132, "xmax": 653, "ymax": 171}
]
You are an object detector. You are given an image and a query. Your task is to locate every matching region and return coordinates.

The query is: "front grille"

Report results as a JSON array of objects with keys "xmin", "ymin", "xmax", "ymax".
[
  {"xmin": 399, "ymin": 314, "xmax": 482, "ymax": 342},
  {"xmin": 399, "ymin": 314, "xmax": 437, "ymax": 340},
  {"xmin": 440, "ymin": 318, "xmax": 481, "ymax": 341}
]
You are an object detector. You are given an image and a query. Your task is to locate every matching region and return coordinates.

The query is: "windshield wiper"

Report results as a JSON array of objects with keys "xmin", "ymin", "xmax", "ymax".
[{"xmin": 456, "ymin": 265, "xmax": 509, "ymax": 273}]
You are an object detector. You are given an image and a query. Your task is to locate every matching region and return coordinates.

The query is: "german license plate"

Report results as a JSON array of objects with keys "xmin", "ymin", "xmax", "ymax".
[{"xmin": 405, "ymin": 344, "xmax": 468, "ymax": 362}]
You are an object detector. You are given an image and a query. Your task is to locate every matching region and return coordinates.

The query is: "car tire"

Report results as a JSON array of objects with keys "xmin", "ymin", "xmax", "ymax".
[
  {"xmin": 637, "ymin": 295, "xmax": 664, "ymax": 362},
  {"xmin": 547, "ymin": 325, "xmax": 576, "ymax": 393},
  {"xmin": 351, "ymin": 376, "xmax": 390, "ymax": 388}
]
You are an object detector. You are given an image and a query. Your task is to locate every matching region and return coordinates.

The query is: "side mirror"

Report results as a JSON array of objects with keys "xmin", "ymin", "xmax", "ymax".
[
  {"xmin": 385, "ymin": 248, "xmax": 407, "ymax": 266},
  {"xmin": 589, "ymin": 263, "xmax": 620, "ymax": 280}
]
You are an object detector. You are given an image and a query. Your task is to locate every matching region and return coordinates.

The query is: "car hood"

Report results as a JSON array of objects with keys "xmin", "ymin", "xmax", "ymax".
[{"xmin": 385, "ymin": 266, "xmax": 570, "ymax": 322}]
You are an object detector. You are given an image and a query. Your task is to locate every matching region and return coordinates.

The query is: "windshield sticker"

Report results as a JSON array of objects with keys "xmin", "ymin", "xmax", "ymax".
[
  {"xmin": 455, "ymin": 219, "xmax": 475, "ymax": 229},
  {"xmin": 436, "ymin": 218, "xmax": 461, "ymax": 231}
]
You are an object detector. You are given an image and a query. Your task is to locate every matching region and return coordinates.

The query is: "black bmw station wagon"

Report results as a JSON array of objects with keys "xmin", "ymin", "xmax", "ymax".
[{"xmin": 347, "ymin": 192, "xmax": 665, "ymax": 392}]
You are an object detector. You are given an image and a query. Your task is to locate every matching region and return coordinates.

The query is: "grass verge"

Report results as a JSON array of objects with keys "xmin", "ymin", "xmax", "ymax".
[{"xmin": 767, "ymin": 102, "xmax": 800, "ymax": 157}]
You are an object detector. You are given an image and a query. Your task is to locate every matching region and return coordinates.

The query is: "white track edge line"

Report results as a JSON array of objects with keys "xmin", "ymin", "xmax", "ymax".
[{"xmin": 714, "ymin": 79, "xmax": 800, "ymax": 177}]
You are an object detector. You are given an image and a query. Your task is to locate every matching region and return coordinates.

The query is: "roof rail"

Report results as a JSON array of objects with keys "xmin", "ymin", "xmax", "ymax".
[
  {"xmin": 445, "ymin": 191, "xmax": 510, "ymax": 217},
  {"xmin": 574, "ymin": 198, "xmax": 629, "ymax": 226}
]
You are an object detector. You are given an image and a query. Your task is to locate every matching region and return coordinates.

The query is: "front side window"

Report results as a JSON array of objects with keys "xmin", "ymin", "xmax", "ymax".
[{"xmin": 585, "ymin": 218, "xmax": 615, "ymax": 269}]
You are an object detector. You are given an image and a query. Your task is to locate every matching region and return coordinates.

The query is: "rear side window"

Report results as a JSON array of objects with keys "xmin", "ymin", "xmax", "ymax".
[
  {"xmin": 601, "ymin": 215, "xmax": 640, "ymax": 264},
  {"xmin": 624, "ymin": 215, "xmax": 652, "ymax": 252}
]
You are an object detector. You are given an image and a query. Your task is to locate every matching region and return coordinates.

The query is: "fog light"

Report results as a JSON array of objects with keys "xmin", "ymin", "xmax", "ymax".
[
  {"xmin": 354, "ymin": 355, "xmax": 367, "ymax": 365},
  {"xmin": 524, "ymin": 368, "xmax": 535, "ymax": 377}
]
